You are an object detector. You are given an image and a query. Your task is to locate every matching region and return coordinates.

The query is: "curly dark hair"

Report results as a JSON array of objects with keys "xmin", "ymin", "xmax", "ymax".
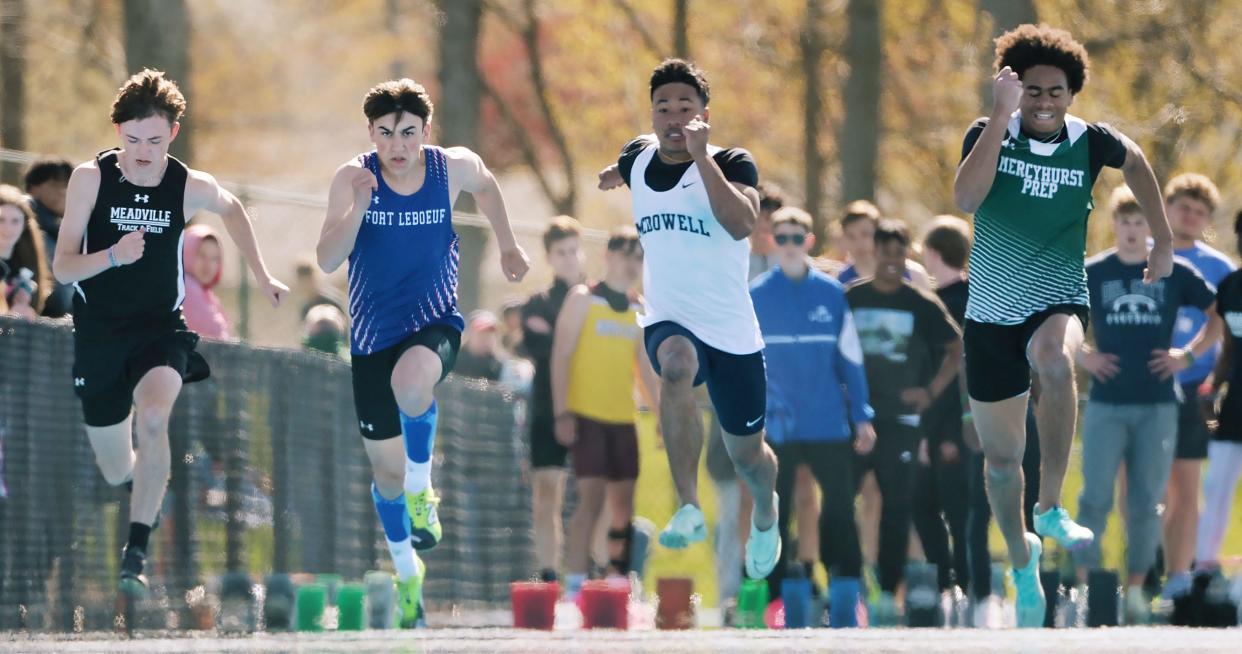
[{"xmin": 994, "ymin": 24, "xmax": 1089, "ymax": 94}]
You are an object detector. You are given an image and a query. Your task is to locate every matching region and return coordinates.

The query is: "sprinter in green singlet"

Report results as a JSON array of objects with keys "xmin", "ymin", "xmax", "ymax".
[{"xmin": 952, "ymin": 24, "xmax": 1174, "ymax": 627}]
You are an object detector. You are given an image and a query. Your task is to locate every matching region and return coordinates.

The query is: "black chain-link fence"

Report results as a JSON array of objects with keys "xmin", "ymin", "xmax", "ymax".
[{"xmin": 0, "ymin": 316, "xmax": 534, "ymax": 631}]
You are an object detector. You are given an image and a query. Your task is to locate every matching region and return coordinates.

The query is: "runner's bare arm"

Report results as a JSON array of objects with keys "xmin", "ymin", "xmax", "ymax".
[
  {"xmin": 684, "ymin": 116, "xmax": 758, "ymax": 240},
  {"xmin": 446, "ymin": 147, "xmax": 530, "ymax": 282},
  {"xmin": 188, "ymin": 170, "xmax": 288, "ymax": 307},
  {"xmin": 955, "ymin": 67, "xmax": 1022, "ymax": 213},
  {"xmin": 317, "ymin": 162, "xmax": 376, "ymax": 274},
  {"xmin": 1118, "ymin": 136, "xmax": 1174, "ymax": 281},
  {"xmin": 53, "ymin": 162, "xmax": 134, "ymax": 284},
  {"xmin": 551, "ymin": 286, "xmax": 591, "ymax": 445}
]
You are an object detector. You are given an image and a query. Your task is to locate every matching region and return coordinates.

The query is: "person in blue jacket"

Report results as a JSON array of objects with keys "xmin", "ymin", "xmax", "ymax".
[{"xmin": 750, "ymin": 206, "xmax": 876, "ymax": 628}]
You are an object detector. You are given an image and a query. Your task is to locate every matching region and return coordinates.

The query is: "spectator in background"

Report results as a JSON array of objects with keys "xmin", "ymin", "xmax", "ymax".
[
  {"xmin": 912, "ymin": 216, "xmax": 974, "ymax": 601},
  {"xmin": 181, "ymin": 224, "xmax": 232, "ymax": 340},
  {"xmin": 1075, "ymin": 186, "xmax": 1219, "ymax": 624},
  {"xmin": 706, "ymin": 180, "xmax": 786, "ymax": 612},
  {"xmin": 1195, "ymin": 209, "xmax": 1242, "ymax": 582},
  {"xmin": 1159, "ymin": 173, "xmax": 1235, "ymax": 600},
  {"xmin": 0, "ymin": 184, "xmax": 52, "ymax": 319},
  {"xmin": 551, "ymin": 227, "xmax": 658, "ymax": 598},
  {"xmin": 24, "ymin": 157, "xmax": 73, "ymax": 317},
  {"xmin": 748, "ymin": 182, "xmax": 784, "ymax": 280},
  {"xmin": 846, "ymin": 219, "xmax": 962, "ymax": 622},
  {"xmin": 294, "ymin": 257, "xmax": 348, "ymax": 319},
  {"xmin": 303, "ymin": 303, "xmax": 349, "ymax": 360},
  {"xmin": 500, "ymin": 297, "xmax": 528, "ymax": 358},
  {"xmin": 522, "ymin": 215, "xmax": 587, "ymax": 581},
  {"xmin": 836, "ymin": 201, "xmax": 932, "ymax": 574},
  {"xmin": 836, "ymin": 200, "xmax": 932, "ymax": 289},
  {"xmin": 751, "ymin": 206, "xmax": 874, "ymax": 628},
  {"xmin": 456, "ymin": 310, "xmax": 506, "ymax": 381}
]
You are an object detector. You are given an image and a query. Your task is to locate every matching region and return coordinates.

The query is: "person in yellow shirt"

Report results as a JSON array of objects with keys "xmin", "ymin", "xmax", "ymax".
[{"xmin": 552, "ymin": 226, "xmax": 660, "ymax": 597}]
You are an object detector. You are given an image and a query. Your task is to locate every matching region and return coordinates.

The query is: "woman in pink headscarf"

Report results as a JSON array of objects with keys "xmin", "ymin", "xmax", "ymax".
[{"xmin": 182, "ymin": 223, "xmax": 232, "ymax": 340}]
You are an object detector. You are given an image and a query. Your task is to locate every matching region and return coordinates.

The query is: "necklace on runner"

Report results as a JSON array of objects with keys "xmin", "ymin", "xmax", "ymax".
[
  {"xmin": 1029, "ymin": 126, "xmax": 1064, "ymax": 145},
  {"xmin": 657, "ymin": 149, "xmax": 693, "ymax": 164}
]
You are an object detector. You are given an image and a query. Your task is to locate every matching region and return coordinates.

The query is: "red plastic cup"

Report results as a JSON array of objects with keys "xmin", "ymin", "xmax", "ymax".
[
  {"xmin": 656, "ymin": 577, "xmax": 694, "ymax": 630},
  {"xmin": 580, "ymin": 580, "xmax": 629, "ymax": 630},
  {"xmin": 511, "ymin": 581, "xmax": 559, "ymax": 630}
]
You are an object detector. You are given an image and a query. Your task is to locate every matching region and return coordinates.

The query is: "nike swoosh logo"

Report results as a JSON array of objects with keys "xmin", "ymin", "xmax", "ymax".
[
  {"xmin": 746, "ymin": 415, "xmax": 763, "ymax": 428},
  {"xmin": 681, "ymin": 182, "xmax": 696, "ymax": 188}
]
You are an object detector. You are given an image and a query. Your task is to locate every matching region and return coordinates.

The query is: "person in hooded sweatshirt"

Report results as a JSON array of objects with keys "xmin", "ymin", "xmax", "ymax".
[{"xmin": 181, "ymin": 223, "xmax": 232, "ymax": 340}]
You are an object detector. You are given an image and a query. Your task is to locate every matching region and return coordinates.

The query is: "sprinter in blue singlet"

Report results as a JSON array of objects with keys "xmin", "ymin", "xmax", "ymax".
[{"xmin": 316, "ymin": 79, "xmax": 529, "ymax": 628}]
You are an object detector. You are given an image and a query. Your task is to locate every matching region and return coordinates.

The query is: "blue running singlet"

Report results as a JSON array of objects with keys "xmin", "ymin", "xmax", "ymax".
[{"xmin": 348, "ymin": 146, "xmax": 465, "ymax": 355}]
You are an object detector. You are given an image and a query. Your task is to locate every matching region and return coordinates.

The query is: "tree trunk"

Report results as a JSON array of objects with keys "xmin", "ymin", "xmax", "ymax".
[
  {"xmin": 673, "ymin": 0, "xmax": 690, "ymax": 59},
  {"xmin": 839, "ymin": 0, "xmax": 881, "ymax": 203},
  {"xmin": 123, "ymin": 0, "xmax": 192, "ymax": 163},
  {"xmin": 978, "ymin": 0, "xmax": 1037, "ymax": 106},
  {"xmin": 0, "ymin": 0, "xmax": 26, "ymax": 185},
  {"xmin": 387, "ymin": 0, "xmax": 405, "ymax": 79},
  {"xmin": 435, "ymin": 0, "xmax": 486, "ymax": 312},
  {"xmin": 801, "ymin": 0, "xmax": 828, "ymax": 252}
]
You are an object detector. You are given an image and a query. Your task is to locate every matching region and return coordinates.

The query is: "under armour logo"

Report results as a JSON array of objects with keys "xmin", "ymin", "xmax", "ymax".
[
  {"xmin": 360, "ymin": 421, "xmax": 374, "ymax": 432},
  {"xmin": 74, "ymin": 377, "xmax": 86, "ymax": 387},
  {"xmin": 134, "ymin": 194, "xmax": 149, "ymax": 203},
  {"xmin": 372, "ymin": 195, "xmax": 380, "ymax": 205}
]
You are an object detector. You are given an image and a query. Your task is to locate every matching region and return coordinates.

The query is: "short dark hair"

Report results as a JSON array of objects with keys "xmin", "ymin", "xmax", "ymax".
[
  {"xmin": 363, "ymin": 79, "xmax": 434, "ymax": 125},
  {"xmin": 994, "ymin": 24, "xmax": 1089, "ymax": 95},
  {"xmin": 841, "ymin": 200, "xmax": 881, "ymax": 230},
  {"xmin": 24, "ymin": 157, "xmax": 73, "ymax": 191},
  {"xmin": 922, "ymin": 216, "xmax": 972, "ymax": 269},
  {"xmin": 874, "ymin": 219, "xmax": 911, "ymax": 249},
  {"xmin": 650, "ymin": 58, "xmax": 710, "ymax": 105},
  {"xmin": 110, "ymin": 69, "xmax": 187, "ymax": 125},
  {"xmin": 606, "ymin": 226, "xmax": 642, "ymax": 256},
  {"xmin": 542, "ymin": 215, "xmax": 582, "ymax": 252},
  {"xmin": 758, "ymin": 182, "xmax": 785, "ymax": 213}
]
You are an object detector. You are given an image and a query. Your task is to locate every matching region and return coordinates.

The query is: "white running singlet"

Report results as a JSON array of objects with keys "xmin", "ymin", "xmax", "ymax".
[{"xmin": 629, "ymin": 140, "xmax": 763, "ymax": 354}]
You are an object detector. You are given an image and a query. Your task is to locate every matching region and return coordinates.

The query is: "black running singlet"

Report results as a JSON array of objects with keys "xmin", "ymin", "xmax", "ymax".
[{"xmin": 73, "ymin": 149, "xmax": 189, "ymax": 337}]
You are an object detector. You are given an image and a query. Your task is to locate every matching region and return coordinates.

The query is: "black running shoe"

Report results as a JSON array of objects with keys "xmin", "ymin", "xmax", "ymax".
[{"xmin": 119, "ymin": 545, "xmax": 148, "ymax": 589}]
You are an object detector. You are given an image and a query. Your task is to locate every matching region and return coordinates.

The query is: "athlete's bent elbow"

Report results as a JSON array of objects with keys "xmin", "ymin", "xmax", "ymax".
[
  {"xmin": 954, "ymin": 188, "xmax": 980, "ymax": 214},
  {"xmin": 315, "ymin": 245, "xmax": 339, "ymax": 275},
  {"xmin": 53, "ymin": 258, "xmax": 79, "ymax": 285}
]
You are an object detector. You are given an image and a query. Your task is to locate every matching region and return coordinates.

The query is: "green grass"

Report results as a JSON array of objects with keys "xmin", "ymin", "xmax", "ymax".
[{"xmin": 633, "ymin": 412, "xmax": 1242, "ymax": 607}]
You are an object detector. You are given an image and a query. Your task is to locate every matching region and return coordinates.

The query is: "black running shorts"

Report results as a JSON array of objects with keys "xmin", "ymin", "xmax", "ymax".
[
  {"xmin": 643, "ymin": 321, "xmax": 767, "ymax": 436},
  {"xmin": 351, "ymin": 323, "xmax": 461, "ymax": 440}
]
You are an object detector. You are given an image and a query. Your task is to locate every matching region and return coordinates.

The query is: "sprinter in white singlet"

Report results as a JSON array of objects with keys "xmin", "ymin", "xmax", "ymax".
[{"xmin": 598, "ymin": 58, "xmax": 780, "ymax": 580}]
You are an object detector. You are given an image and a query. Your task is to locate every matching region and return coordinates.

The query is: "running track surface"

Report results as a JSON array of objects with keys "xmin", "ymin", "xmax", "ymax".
[{"xmin": 5, "ymin": 627, "xmax": 1241, "ymax": 653}]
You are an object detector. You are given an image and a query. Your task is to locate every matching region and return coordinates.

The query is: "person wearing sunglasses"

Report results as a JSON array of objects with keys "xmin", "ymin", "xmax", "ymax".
[{"xmin": 750, "ymin": 206, "xmax": 875, "ymax": 627}]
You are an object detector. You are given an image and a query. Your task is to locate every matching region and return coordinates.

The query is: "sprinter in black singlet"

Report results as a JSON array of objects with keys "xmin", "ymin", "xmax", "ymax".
[{"xmin": 53, "ymin": 69, "xmax": 288, "ymax": 593}]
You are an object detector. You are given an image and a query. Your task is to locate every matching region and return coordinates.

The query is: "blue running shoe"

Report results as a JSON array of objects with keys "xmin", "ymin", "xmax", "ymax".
[
  {"xmin": 1013, "ymin": 532, "xmax": 1046, "ymax": 628},
  {"xmin": 658, "ymin": 504, "xmax": 707, "ymax": 549},
  {"xmin": 1033, "ymin": 503, "xmax": 1093, "ymax": 551},
  {"xmin": 744, "ymin": 493, "xmax": 781, "ymax": 579}
]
